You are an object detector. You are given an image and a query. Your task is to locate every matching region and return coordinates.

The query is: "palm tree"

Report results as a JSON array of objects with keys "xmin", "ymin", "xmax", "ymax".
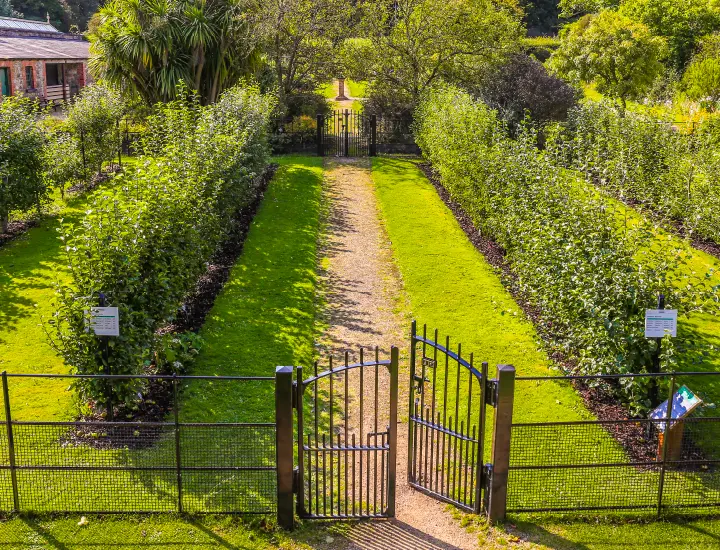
[{"xmin": 89, "ymin": 0, "xmax": 260, "ymax": 104}]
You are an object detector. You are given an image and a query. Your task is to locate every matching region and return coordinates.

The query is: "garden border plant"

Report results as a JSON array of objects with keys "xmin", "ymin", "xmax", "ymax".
[{"xmin": 48, "ymin": 83, "xmax": 276, "ymax": 416}]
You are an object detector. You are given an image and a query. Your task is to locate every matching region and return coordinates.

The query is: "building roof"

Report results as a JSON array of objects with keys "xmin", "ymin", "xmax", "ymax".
[
  {"xmin": 0, "ymin": 16, "xmax": 60, "ymax": 34},
  {"xmin": 0, "ymin": 36, "xmax": 89, "ymax": 60}
]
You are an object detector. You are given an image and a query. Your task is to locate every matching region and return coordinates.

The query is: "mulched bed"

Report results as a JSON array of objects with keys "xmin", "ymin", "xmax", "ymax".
[
  {"xmin": 68, "ymin": 164, "xmax": 278, "ymax": 449},
  {"xmin": 417, "ymin": 162, "xmax": 707, "ymax": 466},
  {"xmin": 0, "ymin": 219, "xmax": 40, "ymax": 248}
]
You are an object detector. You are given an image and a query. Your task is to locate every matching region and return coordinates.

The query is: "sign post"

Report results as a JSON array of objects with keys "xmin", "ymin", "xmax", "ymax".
[
  {"xmin": 645, "ymin": 294, "xmax": 677, "ymax": 405},
  {"xmin": 90, "ymin": 293, "xmax": 120, "ymax": 420}
]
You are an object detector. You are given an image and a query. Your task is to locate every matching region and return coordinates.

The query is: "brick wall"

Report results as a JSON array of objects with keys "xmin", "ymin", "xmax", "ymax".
[{"xmin": 0, "ymin": 59, "xmax": 88, "ymax": 99}]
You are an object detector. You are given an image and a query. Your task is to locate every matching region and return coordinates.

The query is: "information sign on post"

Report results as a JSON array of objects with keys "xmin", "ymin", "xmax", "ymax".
[
  {"xmin": 645, "ymin": 309, "xmax": 677, "ymax": 338},
  {"xmin": 649, "ymin": 385, "xmax": 702, "ymax": 431},
  {"xmin": 90, "ymin": 307, "xmax": 120, "ymax": 337}
]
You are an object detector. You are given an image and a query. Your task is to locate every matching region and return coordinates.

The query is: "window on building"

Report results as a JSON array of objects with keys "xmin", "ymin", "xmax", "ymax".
[
  {"xmin": 45, "ymin": 63, "xmax": 62, "ymax": 86},
  {"xmin": 25, "ymin": 66, "xmax": 34, "ymax": 89}
]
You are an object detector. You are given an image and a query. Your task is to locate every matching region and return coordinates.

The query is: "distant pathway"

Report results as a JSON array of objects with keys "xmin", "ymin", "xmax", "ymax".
[{"xmin": 317, "ymin": 157, "xmax": 479, "ymax": 550}]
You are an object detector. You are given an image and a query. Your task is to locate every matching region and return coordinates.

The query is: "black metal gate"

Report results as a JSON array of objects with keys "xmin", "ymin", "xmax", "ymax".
[
  {"xmin": 317, "ymin": 110, "xmax": 376, "ymax": 157},
  {"xmin": 408, "ymin": 322, "xmax": 490, "ymax": 513},
  {"xmin": 295, "ymin": 347, "xmax": 398, "ymax": 519}
]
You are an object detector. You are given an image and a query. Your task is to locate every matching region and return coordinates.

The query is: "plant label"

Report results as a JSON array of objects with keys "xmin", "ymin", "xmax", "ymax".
[
  {"xmin": 649, "ymin": 385, "xmax": 702, "ymax": 430},
  {"xmin": 90, "ymin": 307, "xmax": 120, "ymax": 336},
  {"xmin": 644, "ymin": 309, "xmax": 677, "ymax": 338}
]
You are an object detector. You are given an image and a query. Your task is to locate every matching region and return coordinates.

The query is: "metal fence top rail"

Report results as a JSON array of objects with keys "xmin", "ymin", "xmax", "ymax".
[
  {"xmin": 1, "ymin": 372, "xmax": 274, "ymax": 381},
  {"xmin": 412, "ymin": 334, "xmax": 480, "ymax": 378},
  {"xmin": 515, "ymin": 371, "xmax": 720, "ymax": 381},
  {"xmin": 302, "ymin": 358, "xmax": 392, "ymax": 387}
]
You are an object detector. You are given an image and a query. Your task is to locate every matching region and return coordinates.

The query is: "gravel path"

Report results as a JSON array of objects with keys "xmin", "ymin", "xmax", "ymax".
[{"xmin": 316, "ymin": 156, "xmax": 479, "ymax": 550}]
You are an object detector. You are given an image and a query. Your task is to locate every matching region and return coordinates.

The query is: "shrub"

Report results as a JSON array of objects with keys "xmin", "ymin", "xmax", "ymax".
[
  {"xmin": 475, "ymin": 53, "xmax": 578, "ymax": 128},
  {"xmin": 0, "ymin": 96, "xmax": 46, "ymax": 233},
  {"xmin": 65, "ymin": 83, "xmax": 125, "ymax": 178},
  {"xmin": 42, "ymin": 133, "xmax": 85, "ymax": 198},
  {"xmin": 415, "ymin": 85, "xmax": 718, "ymax": 412},
  {"xmin": 682, "ymin": 57, "xmax": 720, "ymax": 110},
  {"xmin": 49, "ymin": 84, "xmax": 275, "ymax": 413}
]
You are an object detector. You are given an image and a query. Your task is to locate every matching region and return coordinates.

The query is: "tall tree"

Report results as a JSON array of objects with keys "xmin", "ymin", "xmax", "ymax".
[
  {"xmin": 89, "ymin": 0, "xmax": 260, "ymax": 105},
  {"xmin": 550, "ymin": 10, "xmax": 666, "ymax": 110},
  {"xmin": 254, "ymin": 0, "xmax": 350, "ymax": 107},
  {"xmin": 342, "ymin": 0, "xmax": 524, "ymax": 109},
  {"xmin": 619, "ymin": 0, "xmax": 720, "ymax": 70}
]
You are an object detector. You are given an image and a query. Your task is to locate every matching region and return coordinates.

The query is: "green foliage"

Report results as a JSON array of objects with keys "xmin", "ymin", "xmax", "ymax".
[
  {"xmin": 342, "ymin": 0, "xmax": 524, "ymax": 110},
  {"xmin": 548, "ymin": 101, "xmax": 720, "ymax": 245},
  {"xmin": 42, "ymin": 133, "xmax": 85, "ymax": 199},
  {"xmin": 415, "ymin": 85, "xmax": 719, "ymax": 411},
  {"xmin": 550, "ymin": 10, "xmax": 666, "ymax": 109},
  {"xmin": 49, "ymin": 84, "xmax": 275, "ymax": 411},
  {"xmin": 89, "ymin": 0, "xmax": 260, "ymax": 105},
  {"xmin": 619, "ymin": 0, "xmax": 720, "ymax": 70},
  {"xmin": 256, "ymin": 0, "xmax": 349, "ymax": 110},
  {"xmin": 65, "ymin": 84, "xmax": 125, "ymax": 179},
  {"xmin": 682, "ymin": 57, "xmax": 720, "ymax": 109},
  {"xmin": 0, "ymin": 96, "xmax": 46, "ymax": 233}
]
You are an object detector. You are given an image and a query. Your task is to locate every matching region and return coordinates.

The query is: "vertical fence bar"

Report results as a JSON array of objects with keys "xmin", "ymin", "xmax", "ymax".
[
  {"xmin": 387, "ymin": 346, "xmax": 399, "ymax": 516},
  {"xmin": 296, "ymin": 366, "xmax": 305, "ymax": 516},
  {"xmin": 487, "ymin": 365, "xmax": 515, "ymax": 522},
  {"xmin": 344, "ymin": 109, "xmax": 350, "ymax": 157},
  {"xmin": 657, "ymin": 375, "xmax": 676, "ymax": 517},
  {"xmin": 407, "ymin": 321, "xmax": 416, "ymax": 483},
  {"xmin": 275, "ymin": 366, "xmax": 295, "ymax": 529},
  {"xmin": 474, "ymin": 362, "xmax": 488, "ymax": 513},
  {"xmin": 172, "ymin": 375, "xmax": 183, "ymax": 513},
  {"xmin": 316, "ymin": 114, "xmax": 324, "ymax": 157},
  {"xmin": 2, "ymin": 372, "xmax": 19, "ymax": 512},
  {"xmin": 370, "ymin": 115, "xmax": 377, "ymax": 157}
]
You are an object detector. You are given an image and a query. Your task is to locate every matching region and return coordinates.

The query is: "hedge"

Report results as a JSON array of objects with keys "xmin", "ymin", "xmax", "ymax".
[
  {"xmin": 49, "ymin": 84, "xmax": 275, "ymax": 411},
  {"xmin": 415, "ymin": 86, "xmax": 719, "ymax": 412}
]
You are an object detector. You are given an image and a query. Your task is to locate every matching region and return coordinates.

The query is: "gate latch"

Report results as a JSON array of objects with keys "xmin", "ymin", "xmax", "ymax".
[
  {"xmin": 482, "ymin": 463, "xmax": 493, "ymax": 511},
  {"xmin": 485, "ymin": 379, "xmax": 498, "ymax": 407}
]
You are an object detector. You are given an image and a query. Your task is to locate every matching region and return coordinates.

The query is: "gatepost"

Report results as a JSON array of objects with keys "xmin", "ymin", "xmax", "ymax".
[
  {"xmin": 275, "ymin": 366, "xmax": 294, "ymax": 529},
  {"xmin": 487, "ymin": 364, "xmax": 515, "ymax": 522}
]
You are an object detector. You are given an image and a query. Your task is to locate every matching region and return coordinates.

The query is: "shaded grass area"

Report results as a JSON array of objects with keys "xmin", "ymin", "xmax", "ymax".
[{"xmin": 371, "ymin": 157, "xmax": 720, "ymax": 547}]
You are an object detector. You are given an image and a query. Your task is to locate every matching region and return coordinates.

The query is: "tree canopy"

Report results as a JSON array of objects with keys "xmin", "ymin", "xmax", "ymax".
[
  {"xmin": 619, "ymin": 0, "xmax": 720, "ymax": 70},
  {"xmin": 342, "ymin": 0, "xmax": 524, "ymax": 109},
  {"xmin": 89, "ymin": 0, "xmax": 260, "ymax": 105},
  {"xmin": 682, "ymin": 57, "xmax": 720, "ymax": 109},
  {"xmin": 550, "ymin": 10, "xmax": 666, "ymax": 109}
]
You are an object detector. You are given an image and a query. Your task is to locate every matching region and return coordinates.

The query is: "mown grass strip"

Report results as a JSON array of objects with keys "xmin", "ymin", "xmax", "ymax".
[{"xmin": 180, "ymin": 155, "xmax": 324, "ymax": 423}]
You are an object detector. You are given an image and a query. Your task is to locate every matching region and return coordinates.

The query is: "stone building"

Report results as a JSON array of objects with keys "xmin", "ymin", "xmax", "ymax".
[{"xmin": 0, "ymin": 16, "xmax": 91, "ymax": 104}]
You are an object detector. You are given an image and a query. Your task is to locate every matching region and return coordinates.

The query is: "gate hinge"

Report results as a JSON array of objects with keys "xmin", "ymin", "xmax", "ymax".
[
  {"xmin": 485, "ymin": 379, "xmax": 498, "ymax": 407},
  {"xmin": 292, "ymin": 467, "xmax": 299, "ymax": 494}
]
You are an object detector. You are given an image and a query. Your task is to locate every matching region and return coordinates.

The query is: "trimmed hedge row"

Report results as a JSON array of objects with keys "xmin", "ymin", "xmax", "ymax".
[
  {"xmin": 50, "ymin": 84, "xmax": 275, "ymax": 411},
  {"xmin": 546, "ymin": 101, "xmax": 720, "ymax": 245},
  {"xmin": 415, "ymin": 86, "xmax": 718, "ymax": 411}
]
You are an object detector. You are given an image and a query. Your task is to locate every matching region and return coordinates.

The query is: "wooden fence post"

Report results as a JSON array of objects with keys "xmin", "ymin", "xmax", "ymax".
[
  {"xmin": 487, "ymin": 365, "xmax": 515, "ymax": 522},
  {"xmin": 275, "ymin": 366, "xmax": 295, "ymax": 529}
]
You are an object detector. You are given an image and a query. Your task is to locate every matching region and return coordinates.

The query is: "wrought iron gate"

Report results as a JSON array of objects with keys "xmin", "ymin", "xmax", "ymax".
[
  {"xmin": 317, "ymin": 110, "xmax": 376, "ymax": 157},
  {"xmin": 295, "ymin": 347, "xmax": 398, "ymax": 519},
  {"xmin": 408, "ymin": 322, "xmax": 490, "ymax": 513}
]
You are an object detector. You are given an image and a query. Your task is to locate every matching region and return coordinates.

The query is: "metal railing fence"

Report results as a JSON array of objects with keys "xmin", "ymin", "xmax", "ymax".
[
  {"xmin": 0, "ymin": 372, "xmax": 277, "ymax": 515},
  {"xmin": 505, "ymin": 371, "xmax": 720, "ymax": 516}
]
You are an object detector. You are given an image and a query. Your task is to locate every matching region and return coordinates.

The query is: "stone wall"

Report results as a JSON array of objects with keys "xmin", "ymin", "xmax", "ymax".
[{"xmin": 0, "ymin": 60, "xmax": 88, "ymax": 99}]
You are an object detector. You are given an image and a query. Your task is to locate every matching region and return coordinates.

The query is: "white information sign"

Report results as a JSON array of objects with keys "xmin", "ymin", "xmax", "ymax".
[
  {"xmin": 90, "ymin": 307, "xmax": 120, "ymax": 336},
  {"xmin": 644, "ymin": 309, "xmax": 677, "ymax": 338}
]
